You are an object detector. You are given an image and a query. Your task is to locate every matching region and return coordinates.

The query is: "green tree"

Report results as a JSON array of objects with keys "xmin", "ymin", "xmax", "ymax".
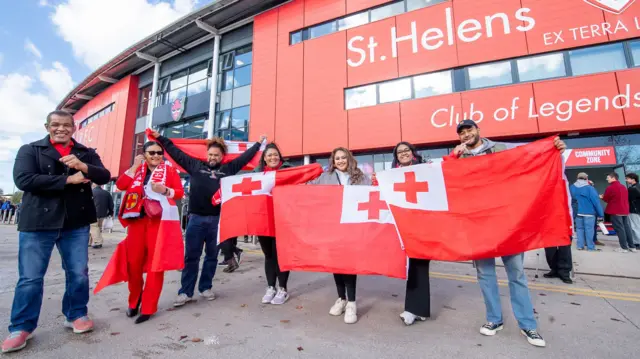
[
  {"xmin": 11, "ymin": 191, "xmax": 23, "ymax": 204},
  {"xmin": 0, "ymin": 188, "xmax": 4, "ymax": 196}
]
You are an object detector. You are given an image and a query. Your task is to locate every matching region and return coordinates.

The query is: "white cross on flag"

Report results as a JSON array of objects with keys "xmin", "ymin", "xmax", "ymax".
[{"xmin": 218, "ymin": 164, "xmax": 323, "ymax": 243}]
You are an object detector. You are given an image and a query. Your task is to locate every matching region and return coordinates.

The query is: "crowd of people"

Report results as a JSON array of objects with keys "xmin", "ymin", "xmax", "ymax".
[
  {"xmin": 0, "ymin": 200, "xmax": 20, "ymax": 225},
  {"xmin": 5, "ymin": 108, "xmax": 615, "ymax": 354}
]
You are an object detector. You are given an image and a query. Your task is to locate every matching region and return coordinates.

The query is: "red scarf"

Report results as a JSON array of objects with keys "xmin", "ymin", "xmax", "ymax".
[{"xmin": 120, "ymin": 163, "xmax": 167, "ymax": 220}]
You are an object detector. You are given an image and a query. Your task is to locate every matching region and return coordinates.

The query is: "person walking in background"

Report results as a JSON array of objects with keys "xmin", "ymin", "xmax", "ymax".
[
  {"xmin": 626, "ymin": 173, "xmax": 640, "ymax": 249},
  {"xmin": 14, "ymin": 202, "xmax": 21, "ymax": 226},
  {"xmin": 3, "ymin": 110, "xmax": 110, "ymax": 353},
  {"xmin": 391, "ymin": 141, "xmax": 433, "ymax": 326},
  {"xmin": 309, "ymin": 147, "xmax": 371, "ymax": 324},
  {"xmin": 569, "ymin": 173, "xmax": 604, "ymax": 253},
  {"xmin": 256, "ymin": 143, "xmax": 293, "ymax": 305},
  {"xmin": 149, "ymin": 129, "xmax": 266, "ymax": 307},
  {"xmin": 1, "ymin": 200, "xmax": 10, "ymax": 224},
  {"xmin": 90, "ymin": 184, "xmax": 114, "ymax": 249},
  {"xmin": 601, "ymin": 173, "xmax": 635, "ymax": 253}
]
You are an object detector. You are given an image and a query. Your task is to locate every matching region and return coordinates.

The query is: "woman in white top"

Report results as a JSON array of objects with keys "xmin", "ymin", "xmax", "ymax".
[{"xmin": 309, "ymin": 147, "xmax": 371, "ymax": 324}]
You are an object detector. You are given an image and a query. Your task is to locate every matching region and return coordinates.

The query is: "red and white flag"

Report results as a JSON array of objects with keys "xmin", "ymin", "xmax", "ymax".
[
  {"xmin": 218, "ymin": 164, "xmax": 323, "ymax": 242},
  {"xmin": 376, "ymin": 136, "xmax": 572, "ymax": 262},
  {"xmin": 145, "ymin": 129, "xmax": 264, "ymax": 173},
  {"xmin": 273, "ymin": 185, "xmax": 407, "ymax": 279}
]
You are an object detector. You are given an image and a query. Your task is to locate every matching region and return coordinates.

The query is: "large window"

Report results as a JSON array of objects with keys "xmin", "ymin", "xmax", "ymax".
[
  {"xmin": 157, "ymin": 60, "xmax": 213, "ymax": 106},
  {"xmin": 467, "ymin": 61, "xmax": 513, "ymax": 89},
  {"xmin": 215, "ymin": 45, "xmax": 253, "ymax": 141},
  {"xmin": 517, "ymin": 53, "xmax": 566, "ymax": 82},
  {"xmin": 79, "ymin": 103, "xmax": 114, "ymax": 129},
  {"xmin": 569, "ymin": 43, "xmax": 627, "ymax": 76},
  {"xmin": 137, "ymin": 86, "xmax": 152, "ymax": 118},
  {"xmin": 162, "ymin": 117, "xmax": 207, "ymax": 139}
]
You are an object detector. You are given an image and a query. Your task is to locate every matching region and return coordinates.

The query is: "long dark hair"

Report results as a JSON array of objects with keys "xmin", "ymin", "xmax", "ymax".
[
  {"xmin": 329, "ymin": 147, "xmax": 365, "ymax": 185},
  {"xmin": 258, "ymin": 142, "xmax": 283, "ymax": 170},
  {"xmin": 391, "ymin": 141, "xmax": 423, "ymax": 168}
]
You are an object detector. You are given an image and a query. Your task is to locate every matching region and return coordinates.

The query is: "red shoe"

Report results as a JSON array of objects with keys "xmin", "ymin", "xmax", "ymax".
[
  {"xmin": 63, "ymin": 316, "xmax": 94, "ymax": 334},
  {"xmin": 2, "ymin": 331, "xmax": 33, "ymax": 353}
]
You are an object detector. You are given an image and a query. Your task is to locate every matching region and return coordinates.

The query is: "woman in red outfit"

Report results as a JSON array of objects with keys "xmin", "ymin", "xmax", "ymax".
[{"xmin": 115, "ymin": 141, "xmax": 184, "ymax": 324}]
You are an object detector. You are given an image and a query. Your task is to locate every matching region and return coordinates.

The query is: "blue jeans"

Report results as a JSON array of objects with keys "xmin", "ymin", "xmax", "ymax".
[
  {"xmin": 178, "ymin": 214, "xmax": 220, "ymax": 297},
  {"xmin": 576, "ymin": 216, "xmax": 596, "ymax": 250},
  {"xmin": 475, "ymin": 254, "xmax": 537, "ymax": 330},
  {"xmin": 9, "ymin": 226, "xmax": 90, "ymax": 333}
]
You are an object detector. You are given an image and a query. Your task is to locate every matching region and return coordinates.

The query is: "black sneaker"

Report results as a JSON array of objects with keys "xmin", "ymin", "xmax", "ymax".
[
  {"xmin": 479, "ymin": 322, "xmax": 503, "ymax": 336},
  {"xmin": 521, "ymin": 329, "xmax": 546, "ymax": 347},
  {"xmin": 218, "ymin": 259, "xmax": 229, "ymax": 267},
  {"xmin": 236, "ymin": 249, "xmax": 243, "ymax": 265},
  {"xmin": 223, "ymin": 258, "xmax": 239, "ymax": 273},
  {"xmin": 542, "ymin": 271, "xmax": 557, "ymax": 279}
]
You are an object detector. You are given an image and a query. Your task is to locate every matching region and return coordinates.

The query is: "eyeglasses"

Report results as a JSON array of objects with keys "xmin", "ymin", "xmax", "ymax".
[
  {"xmin": 146, "ymin": 151, "xmax": 164, "ymax": 156},
  {"xmin": 396, "ymin": 148, "xmax": 412, "ymax": 155}
]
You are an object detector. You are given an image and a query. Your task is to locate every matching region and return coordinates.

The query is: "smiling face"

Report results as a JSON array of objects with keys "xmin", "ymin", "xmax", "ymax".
[
  {"xmin": 144, "ymin": 144, "xmax": 164, "ymax": 167},
  {"xmin": 207, "ymin": 146, "xmax": 224, "ymax": 167},
  {"xmin": 458, "ymin": 126, "xmax": 481, "ymax": 148},
  {"xmin": 264, "ymin": 148, "xmax": 281, "ymax": 169},
  {"xmin": 46, "ymin": 113, "xmax": 76, "ymax": 145},
  {"xmin": 333, "ymin": 150, "xmax": 349, "ymax": 172},
  {"xmin": 396, "ymin": 144, "xmax": 413, "ymax": 166}
]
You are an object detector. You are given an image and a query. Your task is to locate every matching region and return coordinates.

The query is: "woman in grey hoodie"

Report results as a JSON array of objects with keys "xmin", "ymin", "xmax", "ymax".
[{"xmin": 309, "ymin": 147, "xmax": 371, "ymax": 324}]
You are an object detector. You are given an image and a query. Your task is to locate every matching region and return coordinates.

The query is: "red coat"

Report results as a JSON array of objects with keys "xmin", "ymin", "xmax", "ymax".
[{"xmin": 602, "ymin": 181, "xmax": 630, "ymax": 216}]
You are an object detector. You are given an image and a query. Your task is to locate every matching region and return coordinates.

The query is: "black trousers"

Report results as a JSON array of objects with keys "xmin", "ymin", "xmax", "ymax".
[
  {"xmin": 611, "ymin": 215, "xmax": 635, "ymax": 250},
  {"xmin": 258, "ymin": 236, "xmax": 290, "ymax": 290},
  {"xmin": 221, "ymin": 238, "xmax": 241, "ymax": 261},
  {"xmin": 405, "ymin": 258, "xmax": 431, "ymax": 318},
  {"xmin": 544, "ymin": 239, "xmax": 573, "ymax": 280},
  {"xmin": 333, "ymin": 274, "xmax": 357, "ymax": 302}
]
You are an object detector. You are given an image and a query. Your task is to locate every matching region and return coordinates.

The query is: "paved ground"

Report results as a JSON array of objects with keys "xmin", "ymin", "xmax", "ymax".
[{"xmin": 0, "ymin": 224, "xmax": 638, "ymax": 358}]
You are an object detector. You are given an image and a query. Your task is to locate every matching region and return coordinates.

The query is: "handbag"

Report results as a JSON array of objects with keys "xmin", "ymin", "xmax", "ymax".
[
  {"xmin": 143, "ymin": 198, "xmax": 163, "ymax": 218},
  {"xmin": 102, "ymin": 216, "xmax": 114, "ymax": 230}
]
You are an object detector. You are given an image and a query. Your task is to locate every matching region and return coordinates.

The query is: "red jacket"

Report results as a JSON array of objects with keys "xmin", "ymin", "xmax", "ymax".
[{"xmin": 602, "ymin": 181, "xmax": 629, "ymax": 215}]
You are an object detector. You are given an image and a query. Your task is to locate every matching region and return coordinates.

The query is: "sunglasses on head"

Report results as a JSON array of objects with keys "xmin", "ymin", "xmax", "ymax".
[{"xmin": 146, "ymin": 151, "xmax": 164, "ymax": 156}]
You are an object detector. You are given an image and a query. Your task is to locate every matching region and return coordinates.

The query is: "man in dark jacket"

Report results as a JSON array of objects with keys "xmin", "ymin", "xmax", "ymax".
[
  {"xmin": 601, "ymin": 172, "xmax": 634, "ymax": 252},
  {"xmin": 90, "ymin": 184, "xmax": 114, "ymax": 249},
  {"xmin": 149, "ymin": 130, "xmax": 265, "ymax": 307},
  {"xmin": 625, "ymin": 173, "xmax": 640, "ymax": 249},
  {"xmin": 3, "ymin": 110, "xmax": 110, "ymax": 354},
  {"xmin": 449, "ymin": 119, "xmax": 566, "ymax": 348}
]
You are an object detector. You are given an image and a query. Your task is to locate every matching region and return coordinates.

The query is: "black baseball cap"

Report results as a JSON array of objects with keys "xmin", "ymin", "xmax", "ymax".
[{"xmin": 456, "ymin": 119, "xmax": 478, "ymax": 133}]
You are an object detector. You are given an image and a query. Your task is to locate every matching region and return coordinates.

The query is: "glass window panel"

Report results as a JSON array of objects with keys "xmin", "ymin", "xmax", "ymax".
[
  {"xmin": 187, "ymin": 79, "xmax": 208, "ymax": 97},
  {"xmin": 407, "ymin": 0, "xmax": 445, "ymax": 11},
  {"xmin": 232, "ymin": 85, "xmax": 251, "ymax": 108},
  {"xmin": 314, "ymin": 158, "xmax": 330, "ymax": 171},
  {"xmin": 183, "ymin": 119, "xmax": 205, "ymax": 139},
  {"xmin": 222, "ymin": 70, "xmax": 234, "ymax": 91},
  {"xmin": 219, "ymin": 90, "xmax": 233, "ymax": 111},
  {"xmin": 234, "ymin": 65, "xmax": 252, "ymax": 88},
  {"xmin": 370, "ymin": 2, "xmax": 405, "ymax": 22},
  {"xmin": 217, "ymin": 111, "xmax": 231, "ymax": 130},
  {"xmin": 168, "ymin": 87, "xmax": 187, "ymax": 103},
  {"xmin": 338, "ymin": 12, "xmax": 369, "ymax": 31},
  {"xmin": 373, "ymin": 154, "xmax": 386, "ymax": 173},
  {"xmin": 418, "ymin": 147, "xmax": 450, "ymax": 162},
  {"xmin": 159, "ymin": 78, "xmax": 170, "ymax": 93},
  {"xmin": 355, "ymin": 155, "xmax": 375, "ymax": 176},
  {"xmin": 235, "ymin": 47, "xmax": 253, "ymax": 67},
  {"xmin": 188, "ymin": 63, "xmax": 208, "ymax": 84},
  {"xmin": 309, "ymin": 21, "xmax": 337, "ymax": 39},
  {"xmin": 468, "ymin": 61, "xmax": 513, "ymax": 89},
  {"xmin": 164, "ymin": 123, "xmax": 184, "ymax": 138},
  {"xmin": 413, "ymin": 70, "xmax": 453, "ymax": 99},
  {"xmin": 569, "ymin": 43, "xmax": 627, "ymax": 76},
  {"xmin": 169, "ymin": 70, "xmax": 188, "ymax": 91},
  {"xmin": 630, "ymin": 41, "xmax": 640, "ymax": 66},
  {"xmin": 220, "ymin": 52, "xmax": 234, "ymax": 72},
  {"xmin": 231, "ymin": 106, "xmax": 250, "ymax": 129},
  {"xmin": 231, "ymin": 128, "xmax": 248, "ymax": 141},
  {"xmin": 379, "ymin": 78, "xmax": 412, "ymax": 104},
  {"xmin": 291, "ymin": 31, "xmax": 303, "ymax": 45},
  {"xmin": 517, "ymin": 53, "xmax": 566, "ymax": 82},
  {"xmin": 384, "ymin": 153, "xmax": 394, "ymax": 169},
  {"xmin": 218, "ymin": 130, "xmax": 231, "ymax": 140},
  {"xmin": 345, "ymin": 85, "xmax": 377, "ymax": 110}
]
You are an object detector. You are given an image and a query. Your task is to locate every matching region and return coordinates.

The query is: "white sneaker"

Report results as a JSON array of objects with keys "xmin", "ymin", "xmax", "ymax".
[
  {"xmin": 521, "ymin": 329, "xmax": 546, "ymax": 347},
  {"xmin": 615, "ymin": 248, "xmax": 630, "ymax": 253},
  {"xmin": 400, "ymin": 311, "xmax": 427, "ymax": 326},
  {"xmin": 270, "ymin": 288, "xmax": 290, "ymax": 305},
  {"xmin": 200, "ymin": 289, "xmax": 216, "ymax": 301},
  {"xmin": 262, "ymin": 286, "xmax": 277, "ymax": 304},
  {"xmin": 173, "ymin": 293, "xmax": 193, "ymax": 307},
  {"xmin": 630, "ymin": 248, "xmax": 638, "ymax": 253},
  {"xmin": 329, "ymin": 298, "xmax": 347, "ymax": 316},
  {"xmin": 344, "ymin": 302, "xmax": 358, "ymax": 324}
]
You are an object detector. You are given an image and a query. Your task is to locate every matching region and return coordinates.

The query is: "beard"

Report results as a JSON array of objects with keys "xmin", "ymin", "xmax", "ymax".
[{"xmin": 465, "ymin": 135, "xmax": 480, "ymax": 148}]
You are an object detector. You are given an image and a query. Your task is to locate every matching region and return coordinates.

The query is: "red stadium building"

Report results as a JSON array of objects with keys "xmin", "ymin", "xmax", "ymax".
[{"xmin": 59, "ymin": 0, "xmax": 640, "ymax": 199}]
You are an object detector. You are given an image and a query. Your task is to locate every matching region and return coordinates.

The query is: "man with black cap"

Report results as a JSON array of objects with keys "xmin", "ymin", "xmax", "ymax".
[{"xmin": 447, "ymin": 119, "xmax": 566, "ymax": 348}]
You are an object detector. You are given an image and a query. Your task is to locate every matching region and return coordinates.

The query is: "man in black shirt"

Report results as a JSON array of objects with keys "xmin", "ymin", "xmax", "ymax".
[{"xmin": 150, "ymin": 130, "xmax": 265, "ymax": 307}]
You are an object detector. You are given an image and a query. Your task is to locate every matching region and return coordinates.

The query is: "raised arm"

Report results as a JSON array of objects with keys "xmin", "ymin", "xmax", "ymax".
[{"xmin": 155, "ymin": 135, "xmax": 201, "ymax": 175}]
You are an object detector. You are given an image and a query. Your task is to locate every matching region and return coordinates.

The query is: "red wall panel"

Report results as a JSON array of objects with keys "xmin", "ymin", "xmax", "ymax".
[
  {"xmin": 304, "ymin": 0, "xmax": 345, "ymax": 27},
  {"xmin": 453, "ymin": 0, "xmax": 529, "ymax": 66},
  {"xmin": 395, "ymin": 2, "xmax": 458, "ymax": 77},
  {"xmin": 532, "ymin": 73, "xmax": 625, "ymax": 133},
  {"xmin": 460, "ymin": 84, "xmax": 539, "ymax": 138},
  {"xmin": 250, "ymin": 10, "xmax": 279, "ymax": 142},
  {"xmin": 348, "ymin": 102, "xmax": 401, "ymax": 150},
  {"xmin": 604, "ymin": 5, "xmax": 640, "ymax": 41},
  {"xmin": 279, "ymin": 0, "xmax": 304, "ymax": 33},
  {"xmin": 522, "ymin": 0, "xmax": 607, "ymax": 54},
  {"xmin": 303, "ymin": 32, "xmax": 348, "ymax": 154},
  {"xmin": 347, "ymin": 17, "xmax": 398, "ymax": 87},
  {"xmin": 615, "ymin": 70, "xmax": 640, "ymax": 127},
  {"xmin": 347, "ymin": 0, "xmax": 389, "ymax": 13},
  {"xmin": 400, "ymin": 94, "xmax": 462, "ymax": 145}
]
